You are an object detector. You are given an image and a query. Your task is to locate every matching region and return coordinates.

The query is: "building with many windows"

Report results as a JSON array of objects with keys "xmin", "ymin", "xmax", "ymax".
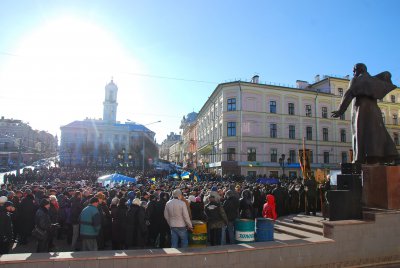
[
  {"xmin": 180, "ymin": 112, "xmax": 198, "ymax": 169},
  {"xmin": 159, "ymin": 132, "xmax": 181, "ymax": 162},
  {"xmin": 194, "ymin": 74, "xmax": 400, "ymax": 177},
  {"xmin": 60, "ymin": 80, "xmax": 158, "ymax": 168},
  {"xmin": 0, "ymin": 117, "xmax": 58, "ymax": 168}
]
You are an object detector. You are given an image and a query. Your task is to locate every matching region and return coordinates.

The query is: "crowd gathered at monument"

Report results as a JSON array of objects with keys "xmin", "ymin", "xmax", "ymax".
[{"xmin": 0, "ymin": 165, "xmax": 329, "ymax": 254}]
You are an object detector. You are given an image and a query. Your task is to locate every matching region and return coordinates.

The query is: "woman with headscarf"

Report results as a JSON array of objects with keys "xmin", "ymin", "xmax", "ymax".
[{"xmin": 262, "ymin": 194, "xmax": 277, "ymax": 220}]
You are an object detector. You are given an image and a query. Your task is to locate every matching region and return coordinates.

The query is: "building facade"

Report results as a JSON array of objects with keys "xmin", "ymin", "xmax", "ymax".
[
  {"xmin": 195, "ymin": 75, "xmax": 400, "ymax": 177},
  {"xmin": 159, "ymin": 132, "xmax": 181, "ymax": 161},
  {"xmin": 0, "ymin": 117, "xmax": 58, "ymax": 168},
  {"xmin": 60, "ymin": 80, "xmax": 158, "ymax": 168},
  {"xmin": 180, "ymin": 112, "xmax": 198, "ymax": 169}
]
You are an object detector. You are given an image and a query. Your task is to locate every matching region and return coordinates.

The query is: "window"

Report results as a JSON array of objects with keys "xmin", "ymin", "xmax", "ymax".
[
  {"xmin": 288, "ymin": 171, "xmax": 297, "ymax": 178},
  {"xmin": 227, "ymin": 122, "xmax": 236, "ymax": 136},
  {"xmin": 270, "ymin": 123, "xmax": 277, "ymax": 138},
  {"xmin": 322, "ymin": 107, "xmax": 328, "ymax": 118},
  {"xmin": 309, "ymin": 150, "xmax": 313, "ymax": 163},
  {"xmin": 227, "ymin": 98, "xmax": 236, "ymax": 111},
  {"xmin": 247, "ymin": 171, "xmax": 256, "ymax": 177},
  {"xmin": 323, "ymin": 152, "xmax": 330, "ymax": 164},
  {"xmin": 340, "ymin": 113, "xmax": 345, "ymax": 120},
  {"xmin": 306, "ymin": 126, "xmax": 312, "ymax": 140},
  {"xmin": 288, "ymin": 103, "xmax": 295, "ymax": 115},
  {"xmin": 269, "ymin": 171, "xmax": 279, "ymax": 178},
  {"xmin": 227, "ymin": 148, "xmax": 236, "ymax": 161},
  {"xmin": 270, "ymin": 148, "xmax": 277, "ymax": 162},
  {"xmin": 394, "ymin": 133, "xmax": 399, "ymax": 146},
  {"xmin": 341, "ymin": 152, "xmax": 348, "ymax": 163},
  {"xmin": 391, "ymin": 95, "xmax": 396, "ymax": 103},
  {"xmin": 338, "ymin": 88, "xmax": 343, "ymax": 97},
  {"xmin": 247, "ymin": 148, "xmax": 256, "ymax": 161},
  {"xmin": 382, "ymin": 113, "xmax": 386, "ymax": 124},
  {"xmin": 340, "ymin": 129, "xmax": 346, "ymax": 142},
  {"xmin": 393, "ymin": 114, "xmax": 398, "ymax": 125},
  {"xmin": 270, "ymin": 101, "xmax": 277, "ymax": 113},
  {"xmin": 289, "ymin": 150, "xmax": 296, "ymax": 164},
  {"xmin": 323, "ymin": 128, "xmax": 329, "ymax": 141},
  {"xmin": 305, "ymin": 105, "xmax": 312, "ymax": 117},
  {"xmin": 289, "ymin": 125, "xmax": 295, "ymax": 139}
]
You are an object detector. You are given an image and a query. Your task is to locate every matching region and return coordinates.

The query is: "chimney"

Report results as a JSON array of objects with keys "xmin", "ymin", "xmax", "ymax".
[
  {"xmin": 315, "ymin": 75, "xmax": 320, "ymax": 82},
  {"xmin": 344, "ymin": 75, "xmax": 350, "ymax": 80},
  {"xmin": 251, "ymin": 75, "xmax": 259, "ymax": 83},
  {"xmin": 296, "ymin": 80, "xmax": 309, "ymax": 89}
]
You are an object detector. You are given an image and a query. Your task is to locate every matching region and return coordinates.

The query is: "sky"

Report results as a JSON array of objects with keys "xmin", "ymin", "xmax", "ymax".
[{"xmin": 1, "ymin": 0, "xmax": 399, "ymax": 143}]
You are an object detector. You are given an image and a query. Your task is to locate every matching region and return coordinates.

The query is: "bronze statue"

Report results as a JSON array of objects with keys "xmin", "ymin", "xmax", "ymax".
[{"xmin": 332, "ymin": 63, "xmax": 399, "ymax": 164}]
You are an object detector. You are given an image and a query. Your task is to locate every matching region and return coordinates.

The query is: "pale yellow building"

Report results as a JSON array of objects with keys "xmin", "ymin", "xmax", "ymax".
[{"xmin": 195, "ymin": 75, "xmax": 400, "ymax": 177}]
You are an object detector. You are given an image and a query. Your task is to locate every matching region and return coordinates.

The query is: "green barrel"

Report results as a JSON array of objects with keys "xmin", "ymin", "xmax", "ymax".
[{"xmin": 235, "ymin": 219, "xmax": 255, "ymax": 243}]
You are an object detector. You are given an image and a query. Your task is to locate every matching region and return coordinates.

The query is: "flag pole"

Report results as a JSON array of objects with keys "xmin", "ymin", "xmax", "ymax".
[{"xmin": 302, "ymin": 137, "xmax": 307, "ymax": 179}]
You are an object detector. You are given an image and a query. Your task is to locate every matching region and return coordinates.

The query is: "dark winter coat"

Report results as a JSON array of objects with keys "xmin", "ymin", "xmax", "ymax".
[
  {"xmin": 205, "ymin": 201, "xmax": 228, "ymax": 229},
  {"xmin": 70, "ymin": 197, "xmax": 83, "ymax": 225},
  {"xmin": 190, "ymin": 202, "xmax": 205, "ymax": 221},
  {"xmin": 0, "ymin": 206, "xmax": 13, "ymax": 242},
  {"xmin": 114, "ymin": 204, "xmax": 128, "ymax": 245},
  {"xmin": 35, "ymin": 207, "xmax": 51, "ymax": 239},
  {"xmin": 19, "ymin": 194, "xmax": 37, "ymax": 236},
  {"xmin": 126, "ymin": 204, "xmax": 147, "ymax": 248},
  {"xmin": 239, "ymin": 189, "xmax": 254, "ymax": 219},
  {"xmin": 223, "ymin": 193, "xmax": 240, "ymax": 222}
]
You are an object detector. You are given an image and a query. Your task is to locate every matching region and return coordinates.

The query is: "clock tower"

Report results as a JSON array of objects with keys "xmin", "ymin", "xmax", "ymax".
[{"xmin": 103, "ymin": 79, "xmax": 118, "ymax": 124}]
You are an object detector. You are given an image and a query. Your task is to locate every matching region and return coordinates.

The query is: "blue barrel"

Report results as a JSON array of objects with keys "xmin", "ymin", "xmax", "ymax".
[
  {"xmin": 235, "ymin": 219, "xmax": 255, "ymax": 243},
  {"xmin": 255, "ymin": 218, "xmax": 274, "ymax": 242}
]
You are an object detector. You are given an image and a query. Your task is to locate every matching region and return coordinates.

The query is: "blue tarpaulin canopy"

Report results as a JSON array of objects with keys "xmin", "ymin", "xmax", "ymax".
[
  {"xmin": 97, "ymin": 173, "xmax": 137, "ymax": 185},
  {"xmin": 256, "ymin": 178, "xmax": 280, "ymax": 184}
]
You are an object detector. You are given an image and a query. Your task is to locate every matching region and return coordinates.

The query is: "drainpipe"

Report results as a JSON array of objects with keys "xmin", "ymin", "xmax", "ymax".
[{"xmin": 315, "ymin": 89, "xmax": 319, "ymax": 165}]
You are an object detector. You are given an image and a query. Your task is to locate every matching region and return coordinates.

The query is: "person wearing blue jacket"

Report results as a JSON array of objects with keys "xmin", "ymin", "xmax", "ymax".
[{"xmin": 79, "ymin": 197, "xmax": 101, "ymax": 251}]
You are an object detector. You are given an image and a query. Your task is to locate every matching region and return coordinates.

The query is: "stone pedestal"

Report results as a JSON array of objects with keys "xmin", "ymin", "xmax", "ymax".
[{"xmin": 362, "ymin": 165, "xmax": 400, "ymax": 209}]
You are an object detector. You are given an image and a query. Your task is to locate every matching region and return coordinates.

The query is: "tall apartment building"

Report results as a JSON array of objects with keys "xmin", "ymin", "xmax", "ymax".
[{"xmin": 196, "ymin": 75, "xmax": 400, "ymax": 177}]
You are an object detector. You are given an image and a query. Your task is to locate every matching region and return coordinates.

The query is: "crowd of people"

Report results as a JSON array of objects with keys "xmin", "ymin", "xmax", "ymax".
[{"xmin": 0, "ymin": 166, "xmax": 330, "ymax": 254}]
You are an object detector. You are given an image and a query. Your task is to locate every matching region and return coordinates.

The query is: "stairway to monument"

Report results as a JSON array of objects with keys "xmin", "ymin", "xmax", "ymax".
[{"xmin": 274, "ymin": 213, "xmax": 326, "ymax": 240}]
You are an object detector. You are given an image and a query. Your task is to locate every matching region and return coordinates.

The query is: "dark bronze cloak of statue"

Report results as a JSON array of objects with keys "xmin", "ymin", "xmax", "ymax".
[{"xmin": 332, "ymin": 63, "xmax": 399, "ymax": 164}]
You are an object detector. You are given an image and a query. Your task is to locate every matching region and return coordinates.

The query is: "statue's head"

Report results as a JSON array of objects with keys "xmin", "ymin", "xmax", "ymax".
[{"xmin": 353, "ymin": 63, "xmax": 367, "ymax": 77}]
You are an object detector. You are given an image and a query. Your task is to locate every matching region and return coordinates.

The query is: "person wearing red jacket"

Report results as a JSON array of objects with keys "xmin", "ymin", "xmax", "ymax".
[{"xmin": 262, "ymin": 194, "xmax": 277, "ymax": 220}]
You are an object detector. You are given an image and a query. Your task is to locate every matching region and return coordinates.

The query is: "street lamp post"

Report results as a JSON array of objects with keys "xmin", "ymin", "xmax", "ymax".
[
  {"xmin": 278, "ymin": 154, "xmax": 292, "ymax": 179},
  {"xmin": 141, "ymin": 120, "xmax": 161, "ymax": 176}
]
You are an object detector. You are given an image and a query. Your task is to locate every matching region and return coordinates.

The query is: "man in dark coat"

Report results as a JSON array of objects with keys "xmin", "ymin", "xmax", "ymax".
[
  {"xmin": 223, "ymin": 190, "xmax": 239, "ymax": 244},
  {"xmin": 0, "ymin": 200, "xmax": 14, "ymax": 254},
  {"xmin": 70, "ymin": 191, "xmax": 83, "ymax": 251},
  {"xmin": 34, "ymin": 199, "xmax": 52, "ymax": 253},
  {"xmin": 18, "ymin": 190, "xmax": 37, "ymax": 244},
  {"xmin": 332, "ymin": 63, "xmax": 399, "ymax": 164},
  {"xmin": 304, "ymin": 177, "xmax": 317, "ymax": 216}
]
